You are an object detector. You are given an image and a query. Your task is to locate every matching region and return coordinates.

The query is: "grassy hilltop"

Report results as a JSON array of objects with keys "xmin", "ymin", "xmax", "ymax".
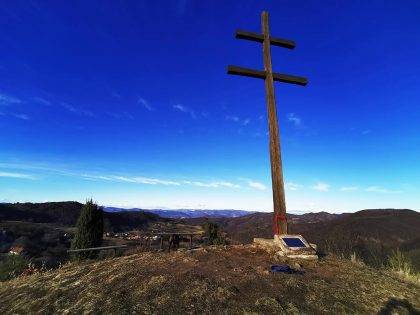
[{"xmin": 1, "ymin": 245, "xmax": 419, "ymax": 314}]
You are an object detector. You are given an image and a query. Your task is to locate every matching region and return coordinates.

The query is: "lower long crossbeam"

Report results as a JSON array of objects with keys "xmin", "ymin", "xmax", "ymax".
[{"xmin": 227, "ymin": 65, "xmax": 307, "ymax": 86}]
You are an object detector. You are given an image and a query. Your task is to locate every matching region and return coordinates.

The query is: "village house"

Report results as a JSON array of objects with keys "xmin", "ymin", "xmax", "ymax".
[{"xmin": 9, "ymin": 245, "xmax": 24, "ymax": 255}]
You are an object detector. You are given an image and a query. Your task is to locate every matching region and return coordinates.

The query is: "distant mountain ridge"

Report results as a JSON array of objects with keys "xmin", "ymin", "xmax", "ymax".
[{"xmin": 104, "ymin": 207, "xmax": 256, "ymax": 218}]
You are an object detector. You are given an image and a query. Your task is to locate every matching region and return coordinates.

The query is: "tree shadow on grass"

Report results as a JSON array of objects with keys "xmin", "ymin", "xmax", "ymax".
[{"xmin": 377, "ymin": 298, "xmax": 420, "ymax": 315}]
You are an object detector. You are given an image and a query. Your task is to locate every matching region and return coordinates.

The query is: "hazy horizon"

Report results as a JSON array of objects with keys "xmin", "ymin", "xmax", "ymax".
[{"xmin": 1, "ymin": 198, "xmax": 419, "ymax": 214}]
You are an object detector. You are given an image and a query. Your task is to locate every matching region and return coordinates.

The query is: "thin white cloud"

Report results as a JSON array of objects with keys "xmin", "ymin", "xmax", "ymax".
[
  {"xmin": 217, "ymin": 181, "xmax": 240, "ymax": 188},
  {"xmin": 226, "ymin": 115, "xmax": 239, "ymax": 122},
  {"xmin": 365, "ymin": 186, "xmax": 402, "ymax": 194},
  {"xmin": 195, "ymin": 181, "xmax": 214, "ymax": 187},
  {"xmin": 0, "ymin": 171, "xmax": 36, "ymax": 180},
  {"xmin": 248, "ymin": 181, "xmax": 267, "ymax": 191},
  {"xmin": 226, "ymin": 115, "xmax": 250, "ymax": 126},
  {"xmin": 0, "ymin": 162, "xmax": 78, "ymax": 177},
  {"xmin": 33, "ymin": 97, "xmax": 51, "ymax": 106},
  {"xmin": 183, "ymin": 180, "xmax": 240, "ymax": 189},
  {"xmin": 0, "ymin": 93, "xmax": 21, "ymax": 106},
  {"xmin": 0, "ymin": 110, "xmax": 30, "ymax": 120},
  {"xmin": 0, "ymin": 162, "xmax": 243, "ymax": 190},
  {"xmin": 361, "ymin": 129, "xmax": 371, "ymax": 135},
  {"xmin": 287, "ymin": 113, "xmax": 302, "ymax": 127},
  {"xmin": 138, "ymin": 98, "xmax": 153, "ymax": 111},
  {"xmin": 242, "ymin": 118, "xmax": 250, "ymax": 126},
  {"xmin": 82, "ymin": 174, "xmax": 180, "ymax": 186},
  {"xmin": 12, "ymin": 113, "xmax": 30, "ymax": 120},
  {"xmin": 132, "ymin": 177, "xmax": 180, "ymax": 186},
  {"xmin": 173, "ymin": 104, "xmax": 187, "ymax": 112},
  {"xmin": 84, "ymin": 175, "xmax": 242, "ymax": 189},
  {"xmin": 312, "ymin": 182, "xmax": 330, "ymax": 192},
  {"xmin": 340, "ymin": 186, "xmax": 358, "ymax": 191},
  {"xmin": 285, "ymin": 182, "xmax": 302, "ymax": 191},
  {"xmin": 106, "ymin": 112, "xmax": 134, "ymax": 120},
  {"xmin": 173, "ymin": 104, "xmax": 196, "ymax": 119},
  {"xmin": 61, "ymin": 102, "xmax": 94, "ymax": 117},
  {"xmin": 111, "ymin": 92, "xmax": 121, "ymax": 99}
]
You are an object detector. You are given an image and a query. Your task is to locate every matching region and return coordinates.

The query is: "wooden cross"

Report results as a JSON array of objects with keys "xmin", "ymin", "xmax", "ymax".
[{"xmin": 227, "ymin": 11, "xmax": 308, "ymax": 236}]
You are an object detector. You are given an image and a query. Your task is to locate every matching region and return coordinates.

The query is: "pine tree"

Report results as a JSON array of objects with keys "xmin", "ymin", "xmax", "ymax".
[
  {"xmin": 71, "ymin": 200, "xmax": 103, "ymax": 260},
  {"xmin": 203, "ymin": 222, "xmax": 226, "ymax": 245}
]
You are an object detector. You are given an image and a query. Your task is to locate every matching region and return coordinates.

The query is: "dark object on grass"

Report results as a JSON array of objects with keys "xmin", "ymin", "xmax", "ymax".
[
  {"xmin": 270, "ymin": 264, "xmax": 305, "ymax": 274},
  {"xmin": 378, "ymin": 297, "xmax": 420, "ymax": 315},
  {"xmin": 168, "ymin": 234, "xmax": 180, "ymax": 251}
]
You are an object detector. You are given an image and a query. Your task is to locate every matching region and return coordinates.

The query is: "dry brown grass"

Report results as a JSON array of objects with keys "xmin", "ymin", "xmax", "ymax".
[{"xmin": 0, "ymin": 245, "xmax": 419, "ymax": 314}]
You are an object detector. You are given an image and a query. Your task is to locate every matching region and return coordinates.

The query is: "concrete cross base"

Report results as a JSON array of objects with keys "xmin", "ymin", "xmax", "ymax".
[{"xmin": 254, "ymin": 235, "xmax": 318, "ymax": 260}]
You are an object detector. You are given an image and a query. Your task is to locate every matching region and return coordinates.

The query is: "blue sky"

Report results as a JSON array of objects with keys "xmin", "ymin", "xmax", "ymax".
[{"xmin": 1, "ymin": 1, "xmax": 419, "ymax": 212}]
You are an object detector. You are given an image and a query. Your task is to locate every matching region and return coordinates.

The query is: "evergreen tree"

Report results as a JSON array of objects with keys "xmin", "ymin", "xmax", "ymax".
[
  {"xmin": 203, "ymin": 222, "xmax": 227, "ymax": 245},
  {"xmin": 71, "ymin": 200, "xmax": 103, "ymax": 260}
]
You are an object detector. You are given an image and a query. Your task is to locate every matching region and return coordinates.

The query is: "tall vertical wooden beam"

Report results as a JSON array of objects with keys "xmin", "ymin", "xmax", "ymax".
[
  {"xmin": 261, "ymin": 11, "xmax": 288, "ymax": 235},
  {"xmin": 228, "ymin": 11, "xmax": 307, "ymax": 236}
]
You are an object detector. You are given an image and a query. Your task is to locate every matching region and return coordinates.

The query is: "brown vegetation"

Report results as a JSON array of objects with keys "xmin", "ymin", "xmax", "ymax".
[{"xmin": 0, "ymin": 245, "xmax": 419, "ymax": 314}]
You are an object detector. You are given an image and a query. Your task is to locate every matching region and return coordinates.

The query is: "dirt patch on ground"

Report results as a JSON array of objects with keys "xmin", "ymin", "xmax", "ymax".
[{"xmin": 1, "ymin": 245, "xmax": 419, "ymax": 314}]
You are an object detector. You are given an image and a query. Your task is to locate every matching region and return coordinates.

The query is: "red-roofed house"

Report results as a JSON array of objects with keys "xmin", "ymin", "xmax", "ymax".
[{"xmin": 9, "ymin": 245, "xmax": 24, "ymax": 255}]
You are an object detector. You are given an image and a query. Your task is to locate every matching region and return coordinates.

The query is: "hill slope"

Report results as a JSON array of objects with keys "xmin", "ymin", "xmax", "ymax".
[
  {"xmin": 302, "ymin": 209, "xmax": 420, "ymax": 246},
  {"xmin": 183, "ymin": 211, "xmax": 345, "ymax": 245},
  {"xmin": 211, "ymin": 209, "xmax": 420, "ymax": 271},
  {"xmin": 0, "ymin": 202, "xmax": 162, "ymax": 232},
  {"xmin": 209, "ymin": 209, "xmax": 420, "ymax": 245},
  {"xmin": 0, "ymin": 246, "xmax": 419, "ymax": 314}
]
